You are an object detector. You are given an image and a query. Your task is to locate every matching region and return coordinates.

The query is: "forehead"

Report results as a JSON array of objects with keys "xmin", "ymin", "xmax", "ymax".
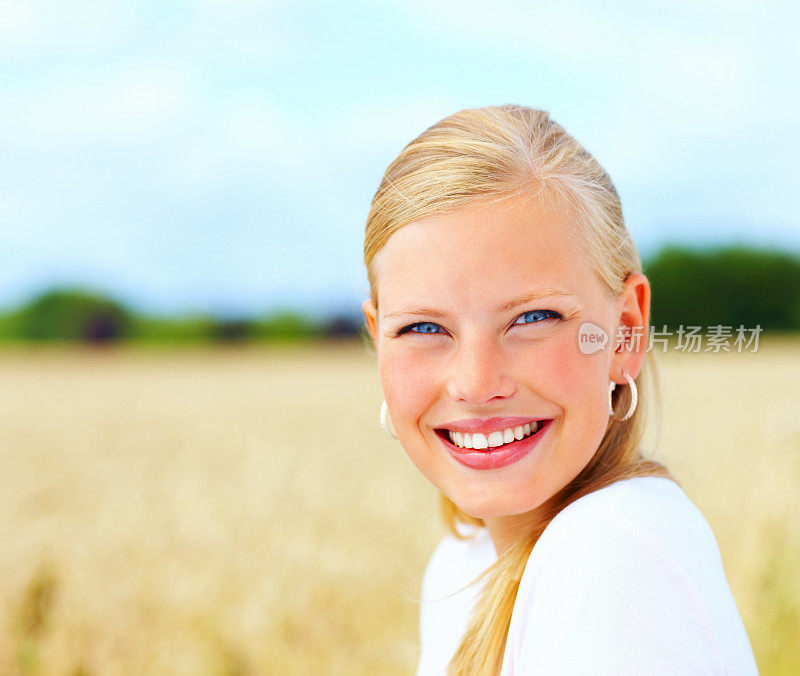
[{"xmin": 373, "ymin": 195, "xmax": 598, "ymax": 312}]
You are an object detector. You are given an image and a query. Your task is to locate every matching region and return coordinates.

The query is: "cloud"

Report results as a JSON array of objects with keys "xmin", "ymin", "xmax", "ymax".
[{"xmin": 2, "ymin": 63, "xmax": 195, "ymax": 152}]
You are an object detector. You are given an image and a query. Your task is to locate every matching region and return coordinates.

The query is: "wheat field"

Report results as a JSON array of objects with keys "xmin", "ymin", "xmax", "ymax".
[{"xmin": 0, "ymin": 338, "xmax": 798, "ymax": 675}]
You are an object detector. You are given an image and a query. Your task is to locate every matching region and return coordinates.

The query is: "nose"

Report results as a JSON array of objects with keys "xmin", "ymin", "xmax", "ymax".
[{"xmin": 446, "ymin": 333, "xmax": 516, "ymax": 406}]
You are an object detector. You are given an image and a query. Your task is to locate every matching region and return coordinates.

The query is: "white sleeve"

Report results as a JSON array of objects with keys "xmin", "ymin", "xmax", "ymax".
[
  {"xmin": 416, "ymin": 536, "xmax": 450, "ymax": 676},
  {"xmin": 418, "ymin": 544, "xmax": 435, "ymax": 653},
  {"xmin": 514, "ymin": 519, "xmax": 727, "ymax": 675}
]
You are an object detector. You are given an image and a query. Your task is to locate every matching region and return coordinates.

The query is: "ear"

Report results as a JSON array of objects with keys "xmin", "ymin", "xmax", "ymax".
[
  {"xmin": 610, "ymin": 272, "xmax": 651, "ymax": 383},
  {"xmin": 361, "ymin": 298, "xmax": 378, "ymax": 344}
]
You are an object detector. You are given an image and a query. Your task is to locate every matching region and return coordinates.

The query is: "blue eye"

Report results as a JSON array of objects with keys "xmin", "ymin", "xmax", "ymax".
[
  {"xmin": 397, "ymin": 321, "xmax": 442, "ymax": 335},
  {"xmin": 395, "ymin": 310, "xmax": 562, "ymax": 337},
  {"xmin": 514, "ymin": 309, "xmax": 562, "ymax": 325}
]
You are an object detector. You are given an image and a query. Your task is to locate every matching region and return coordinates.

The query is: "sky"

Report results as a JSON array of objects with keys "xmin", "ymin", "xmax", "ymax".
[{"xmin": 1, "ymin": 0, "xmax": 798, "ymax": 319}]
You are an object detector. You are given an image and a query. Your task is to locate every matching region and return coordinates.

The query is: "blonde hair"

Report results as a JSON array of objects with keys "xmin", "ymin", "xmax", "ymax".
[{"xmin": 362, "ymin": 105, "xmax": 675, "ymax": 675}]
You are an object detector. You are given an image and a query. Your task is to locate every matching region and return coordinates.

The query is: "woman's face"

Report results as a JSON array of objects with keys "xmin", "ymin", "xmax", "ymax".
[{"xmin": 362, "ymin": 194, "xmax": 649, "ymax": 549}]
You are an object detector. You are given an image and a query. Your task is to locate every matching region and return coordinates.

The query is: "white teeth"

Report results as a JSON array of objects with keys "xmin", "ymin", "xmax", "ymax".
[
  {"xmin": 447, "ymin": 422, "xmax": 544, "ymax": 450},
  {"xmin": 487, "ymin": 431, "xmax": 504, "ymax": 447}
]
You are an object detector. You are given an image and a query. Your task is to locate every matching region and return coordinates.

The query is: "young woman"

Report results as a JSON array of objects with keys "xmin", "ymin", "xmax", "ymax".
[{"xmin": 360, "ymin": 105, "xmax": 758, "ymax": 675}]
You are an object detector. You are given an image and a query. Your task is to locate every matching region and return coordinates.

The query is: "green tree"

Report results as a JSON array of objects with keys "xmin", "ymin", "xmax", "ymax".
[
  {"xmin": 644, "ymin": 244, "xmax": 800, "ymax": 331},
  {"xmin": 16, "ymin": 288, "xmax": 133, "ymax": 342}
]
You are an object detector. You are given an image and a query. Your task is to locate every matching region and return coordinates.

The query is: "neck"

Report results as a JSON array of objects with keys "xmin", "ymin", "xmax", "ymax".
[
  {"xmin": 483, "ymin": 511, "xmax": 540, "ymax": 557},
  {"xmin": 482, "ymin": 490, "xmax": 567, "ymax": 556}
]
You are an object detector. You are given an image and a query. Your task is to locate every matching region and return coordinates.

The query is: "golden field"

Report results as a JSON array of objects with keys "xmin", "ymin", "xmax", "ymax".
[{"xmin": 0, "ymin": 338, "xmax": 798, "ymax": 675}]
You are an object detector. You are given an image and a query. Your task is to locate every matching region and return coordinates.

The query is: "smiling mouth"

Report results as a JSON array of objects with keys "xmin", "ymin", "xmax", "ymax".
[{"xmin": 434, "ymin": 420, "xmax": 553, "ymax": 451}]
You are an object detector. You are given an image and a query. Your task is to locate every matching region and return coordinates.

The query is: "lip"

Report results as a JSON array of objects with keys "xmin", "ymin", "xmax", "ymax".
[
  {"xmin": 436, "ymin": 416, "xmax": 549, "ymax": 435},
  {"xmin": 436, "ymin": 419, "xmax": 553, "ymax": 470}
]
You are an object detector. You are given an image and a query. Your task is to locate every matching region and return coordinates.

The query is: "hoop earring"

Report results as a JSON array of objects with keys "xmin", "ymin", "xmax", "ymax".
[
  {"xmin": 380, "ymin": 399, "xmax": 398, "ymax": 439},
  {"xmin": 608, "ymin": 371, "xmax": 638, "ymax": 422}
]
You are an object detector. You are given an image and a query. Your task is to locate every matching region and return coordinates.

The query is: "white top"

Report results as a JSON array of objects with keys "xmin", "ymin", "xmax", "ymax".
[{"xmin": 416, "ymin": 476, "xmax": 758, "ymax": 675}]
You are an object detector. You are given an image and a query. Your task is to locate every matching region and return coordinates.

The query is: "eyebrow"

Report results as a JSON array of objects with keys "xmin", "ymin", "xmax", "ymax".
[{"xmin": 381, "ymin": 288, "xmax": 576, "ymax": 320}]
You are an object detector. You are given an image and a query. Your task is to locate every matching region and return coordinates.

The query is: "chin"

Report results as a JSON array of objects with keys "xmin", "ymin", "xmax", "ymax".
[
  {"xmin": 447, "ymin": 489, "xmax": 520, "ymax": 520},
  {"xmin": 452, "ymin": 479, "xmax": 551, "ymax": 518}
]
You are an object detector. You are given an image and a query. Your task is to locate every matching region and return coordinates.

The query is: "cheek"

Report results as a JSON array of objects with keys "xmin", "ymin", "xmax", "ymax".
[
  {"xmin": 528, "ymin": 337, "xmax": 598, "ymax": 401},
  {"xmin": 540, "ymin": 337, "xmax": 610, "ymax": 443},
  {"xmin": 536, "ymin": 340, "xmax": 588, "ymax": 401},
  {"xmin": 378, "ymin": 347, "xmax": 438, "ymax": 425}
]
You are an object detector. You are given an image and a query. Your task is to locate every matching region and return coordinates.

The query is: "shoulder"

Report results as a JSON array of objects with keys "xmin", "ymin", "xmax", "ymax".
[
  {"xmin": 512, "ymin": 514, "xmax": 726, "ymax": 673},
  {"xmin": 421, "ymin": 523, "xmax": 496, "ymax": 603},
  {"xmin": 533, "ymin": 476, "xmax": 719, "ymax": 573},
  {"xmin": 544, "ymin": 475, "xmax": 702, "ymax": 535},
  {"xmin": 417, "ymin": 524, "xmax": 496, "ymax": 675},
  {"xmin": 507, "ymin": 477, "xmax": 757, "ymax": 674},
  {"xmin": 527, "ymin": 475, "xmax": 719, "ymax": 616}
]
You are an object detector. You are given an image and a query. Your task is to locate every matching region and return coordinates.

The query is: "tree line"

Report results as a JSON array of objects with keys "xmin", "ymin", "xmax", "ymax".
[{"xmin": 1, "ymin": 244, "xmax": 798, "ymax": 344}]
